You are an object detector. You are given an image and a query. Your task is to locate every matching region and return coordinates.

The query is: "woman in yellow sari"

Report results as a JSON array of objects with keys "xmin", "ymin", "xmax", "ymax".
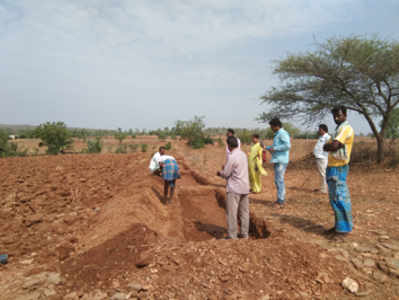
[{"xmin": 248, "ymin": 134, "xmax": 267, "ymax": 193}]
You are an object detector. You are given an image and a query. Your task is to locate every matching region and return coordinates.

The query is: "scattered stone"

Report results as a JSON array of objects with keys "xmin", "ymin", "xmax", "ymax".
[
  {"xmin": 315, "ymin": 272, "xmax": 331, "ymax": 284},
  {"xmin": 351, "ymin": 258, "xmax": 363, "ymax": 270},
  {"xmin": 80, "ymin": 290, "xmax": 108, "ymax": 300},
  {"xmin": 111, "ymin": 292, "xmax": 128, "ymax": 300},
  {"xmin": 378, "ymin": 258, "xmax": 399, "ymax": 278},
  {"xmin": 372, "ymin": 271, "xmax": 388, "ymax": 283},
  {"xmin": 24, "ymin": 214, "xmax": 43, "ymax": 227},
  {"xmin": 47, "ymin": 272, "xmax": 62, "ymax": 285},
  {"xmin": 20, "ymin": 258, "xmax": 34, "ymax": 265},
  {"xmin": 354, "ymin": 245, "xmax": 378, "ymax": 254},
  {"xmin": 128, "ymin": 282, "xmax": 150, "ymax": 293},
  {"xmin": 342, "ymin": 277, "xmax": 359, "ymax": 294},
  {"xmin": 363, "ymin": 258, "xmax": 375, "ymax": 268},
  {"xmin": 42, "ymin": 287, "xmax": 57, "ymax": 297},
  {"xmin": 259, "ymin": 295, "xmax": 270, "ymax": 300},
  {"xmin": 64, "ymin": 292, "xmax": 78, "ymax": 300},
  {"xmin": 355, "ymin": 290, "xmax": 372, "ymax": 297},
  {"xmin": 381, "ymin": 242, "xmax": 399, "ymax": 251}
]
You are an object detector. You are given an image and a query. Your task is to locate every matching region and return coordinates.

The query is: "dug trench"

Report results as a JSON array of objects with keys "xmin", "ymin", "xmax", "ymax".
[{"xmin": 60, "ymin": 159, "xmax": 270, "ymax": 290}]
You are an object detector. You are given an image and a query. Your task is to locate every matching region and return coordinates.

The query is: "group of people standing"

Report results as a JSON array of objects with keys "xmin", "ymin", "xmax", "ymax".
[
  {"xmin": 149, "ymin": 105, "xmax": 355, "ymax": 240},
  {"xmin": 217, "ymin": 106, "xmax": 355, "ymax": 239}
]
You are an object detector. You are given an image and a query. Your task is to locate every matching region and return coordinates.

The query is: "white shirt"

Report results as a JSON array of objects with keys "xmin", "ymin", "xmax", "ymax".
[
  {"xmin": 226, "ymin": 137, "xmax": 241, "ymax": 156},
  {"xmin": 313, "ymin": 133, "xmax": 331, "ymax": 159},
  {"xmin": 149, "ymin": 152, "xmax": 161, "ymax": 172}
]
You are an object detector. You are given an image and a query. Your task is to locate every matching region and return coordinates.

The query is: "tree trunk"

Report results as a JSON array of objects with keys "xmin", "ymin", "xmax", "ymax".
[{"xmin": 375, "ymin": 134, "xmax": 385, "ymax": 163}]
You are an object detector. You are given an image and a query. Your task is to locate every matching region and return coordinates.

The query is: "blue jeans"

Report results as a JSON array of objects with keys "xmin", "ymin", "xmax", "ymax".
[
  {"xmin": 326, "ymin": 165, "xmax": 353, "ymax": 233},
  {"xmin": 274, "ymin": 163, "xmax": 287, "ymax": 204}
]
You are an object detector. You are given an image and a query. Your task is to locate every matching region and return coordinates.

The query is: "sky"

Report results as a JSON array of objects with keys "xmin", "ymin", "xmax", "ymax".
[{"xmin": 1, "ymin": 0, "xmax": 398, "ymax": 133}]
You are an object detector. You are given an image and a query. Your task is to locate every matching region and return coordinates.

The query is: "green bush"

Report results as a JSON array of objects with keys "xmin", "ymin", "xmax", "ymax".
[
  {"xmin": 115, "ymin": 144, "xmax": 128, "ymax": 154},
  {"xmin": 164, "ymin": 142, "xmax": 172, "ymax": 150},
  {"xmin": 34, "ymin": 122, "xmax": 72, "ymax": 155},
  {"xmin": 0, "ymin": 131, "xmax": 28, "ymax": 157},
  {"xmin": 128, "ymin": 144, "xmax": 139, "ymax": 152},
  {"xmin": 141, "ymin": 144, "xmax": 148, "ymax": 152},
  {"xmin": 157, "ymin": 132, "xmax": 168, "ymax": 140},
  {"xmin": 114, "ymin": 128, "xmax": 128, "ymax": 144},
  {"xmin": 216, "ymin": 137, "xmax": 224, "ymax": 147},
  {"xmin": 173, "ymin": 116, "xmax": 212, "ymax": 149},
  {"xmin": 86, "ymin": 137, "xmax": 102, "ymax": 153}
]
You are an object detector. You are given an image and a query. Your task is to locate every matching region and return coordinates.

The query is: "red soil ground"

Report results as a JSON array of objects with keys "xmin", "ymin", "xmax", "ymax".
[{"xmin": 0, "ymin": 138, "xmax": 398, "ymax": 299}]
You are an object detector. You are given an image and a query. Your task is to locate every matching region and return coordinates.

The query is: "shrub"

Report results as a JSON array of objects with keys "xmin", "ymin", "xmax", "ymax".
[
  {"xmin": 173, "ymin": 116, "xmax": 212, "ymax": 149},
  {"xmin": 164, "ymin": 142, "xmax": 172, "ymax": 150},
  {"xmin": 34, "ymin": 122, "xmax": 72, "ymax": 155},
  {"xmin": 203, "ymin": 136, "xmax": 214, "ymax": 145},
  {"xmin": 216, "ymin": 137, "xmax": 224, "ymax": 147},
  {"xmin": 157, "ymin": 132, "xmax": 168, "ymax": 140},
  {"xmin": 114, "ymin": 128, "xmax": 127, "ymax": 144},
  {"xmin": 141, "ymin": 144, "xmax": 148, "ymax": 152},
  {"xmin": 86, "ymin": 137, "xmax": 102, "ymax": 153},
  {"xmin": 0, "ymin": 130, "xmax": 28, "ymax": 157},
  {"xmin": 115, "ymin": 144, "xmax": 128, "ymax": 154},
  {"xmin": 128, "ymin": 144, "xmax": 139, "ymax": 152}
]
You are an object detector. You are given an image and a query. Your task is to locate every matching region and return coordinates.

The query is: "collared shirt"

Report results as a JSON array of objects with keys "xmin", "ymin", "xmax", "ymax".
[
  {"xmin": 226, "ymin": 137, "xmax": 241, "ymax": 156},
  {"xmin": 313, "ymin": 133, "xmax": 331, "ymax": 159},
  {"xmin": 266, "ymin": 128, "xmax": 291, "ymax": 164},
  {"xmin": 328, "ymin": 121, "xmax": 354, "ymax": 167},
  {"xmin": 219, "ymin": 148, "xmax": 250, "ymax": 195},
  {"xmin": 149, "ymin": 152, "xmax": 161, "ymax": 172}
]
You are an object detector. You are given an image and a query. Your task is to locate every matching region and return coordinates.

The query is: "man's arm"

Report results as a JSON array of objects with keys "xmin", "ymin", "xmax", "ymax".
[
  {"xmin": 272, "ymin": 132, "xmax": 291, "ymax": 152},
  {"xmin": 324, "ymin": 140, "xmax": 344, "ymax": 152},
  {"xmin": 217, "ymin": 158, "xmax": 234, "ymax": 179}
]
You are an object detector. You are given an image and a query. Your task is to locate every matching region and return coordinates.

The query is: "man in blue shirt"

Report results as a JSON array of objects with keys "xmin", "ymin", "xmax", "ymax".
[{"xmin": 266, "ymin": 118, "xmax": 291, "ymax": 208}]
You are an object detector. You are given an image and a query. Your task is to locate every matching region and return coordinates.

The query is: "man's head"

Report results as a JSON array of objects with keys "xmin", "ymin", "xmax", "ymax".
[
  {"xmin": 318, "ymin": 124, "xmax": 328, "ymax": 136},
  {"xmin": 226, "ymin": 128, "xmax": 235, "ymax": 137},
  {"xmin": 331, "ymin": 106, "xmax": 347, "ymax": 125},
  {"xmin": 226, "ymin": 136, "xmax": 238, "ymax": 151},
  {"xmin": 159, "ymin": 146, "xmax": 166, "ymax": 155},
  {"xmin": 269, "ymin": 118, "xmax": 282, "ymax": 133},
  {"xmin": 252, "ymin": 134, "xmax": 260, "ymax": 144}
]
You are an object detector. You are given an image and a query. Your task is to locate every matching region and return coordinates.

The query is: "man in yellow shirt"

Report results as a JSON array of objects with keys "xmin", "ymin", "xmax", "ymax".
[{"xmin": 323, "ymin": 106, "xmax": 354, "ymax": 236}]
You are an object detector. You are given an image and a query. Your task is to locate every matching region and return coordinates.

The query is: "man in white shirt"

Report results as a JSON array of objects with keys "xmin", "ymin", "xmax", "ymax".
[
  {"xmin": 149, "ymin": 146, "xmax": 166, "ymax": 175},
  {"xmin": 313, "ymin": 124, "xmax": 331, "ymax": 194},
  {"xmin": 226, "ymin": 128, "xmax": 241, "ymax": 158}
]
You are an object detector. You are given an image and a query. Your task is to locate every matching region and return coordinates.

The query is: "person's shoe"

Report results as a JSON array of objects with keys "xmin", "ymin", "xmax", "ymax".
[
  {"xmin": 273, "ymin": 201, "xmax": 284, "ymax": 209},
  {"xmin": 324, "ymin": 227, "xmax": 336, "ymax": 235}
]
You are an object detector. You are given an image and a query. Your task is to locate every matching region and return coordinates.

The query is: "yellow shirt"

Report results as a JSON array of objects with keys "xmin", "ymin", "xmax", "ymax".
[{"xmin": 328, "ymin": 122, "xmax": 354, "ymax": 167}]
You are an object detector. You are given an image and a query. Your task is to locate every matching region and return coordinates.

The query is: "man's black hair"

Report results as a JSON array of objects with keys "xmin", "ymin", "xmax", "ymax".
[
  {"xmin": 227, "ymin": 128, "xmax": 235, "ymax": 135},
  {"xmin": 253, "ymin": 133, "xmax": 260, "ymax": 139},
  {"xmin": 269, "ymin": 117, "xmax": 282, "ymax": 128},
  {"xmin": 227, "ymin": 136, "xmax": 238, "ymax": 149},
  {"xmin": 159, "ymin": 146, "xmax": 166, "ymax": 152},
  {"xmin": 332, "ymin": 105, "xmax": 347, "ymax": 116},
  {"xmin": 319, "ymin": 124, "xmax": 328, "ymax": 133}
]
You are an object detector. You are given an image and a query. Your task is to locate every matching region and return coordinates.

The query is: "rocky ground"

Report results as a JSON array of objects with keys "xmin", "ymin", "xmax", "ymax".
[{"xmin": 0, "ymin": 138, "xmax": 398, "ymax": 299}]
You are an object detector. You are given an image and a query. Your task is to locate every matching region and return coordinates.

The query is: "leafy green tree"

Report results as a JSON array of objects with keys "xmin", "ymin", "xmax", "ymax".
[
  {"xmin": 0, "ymin": 129, "xmax": 9, "ymax": 154},
  {"xmin": 86, "ymin": 137, "xmax": 102, "ymax": 153},
  {"xmin": 35, "ymin": 122, "xmax": 73, "ymax": 155},
  {"xmin": 260, "ymin": 36, "xmax": 399, "ymax": 163},
  {"xmin": 173, "ymin": 116, "xmax": 212, "ymax": 149},
  {"xmin": 384, "ymin": 108, "xmax": 399, "ymax": 139},
  {"xmin": 114, "ymin": 128, "xmax": 127, "ymax": 144}
]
